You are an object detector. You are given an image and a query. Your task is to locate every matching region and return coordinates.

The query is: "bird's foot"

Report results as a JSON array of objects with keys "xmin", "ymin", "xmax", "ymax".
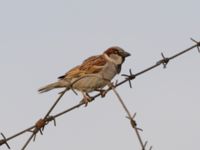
[
  {"xmin": 95, "ymin": 89, "xmax": 107, "ymax": 98},
  {"xmin": 80, "ymin": 93, "xmax": 92, "ymax": 107}
]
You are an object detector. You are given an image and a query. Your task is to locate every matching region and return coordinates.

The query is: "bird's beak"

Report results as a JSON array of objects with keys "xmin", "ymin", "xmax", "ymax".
[{"xmin": 122, "ymin": 51, "xmax": 131, "ymax": 57}]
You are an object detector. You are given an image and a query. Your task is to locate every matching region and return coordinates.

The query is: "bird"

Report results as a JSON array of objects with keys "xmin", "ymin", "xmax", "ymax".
[{"xmin": 38, "ymin": 46, "xmax": 131, "ymax": 105}]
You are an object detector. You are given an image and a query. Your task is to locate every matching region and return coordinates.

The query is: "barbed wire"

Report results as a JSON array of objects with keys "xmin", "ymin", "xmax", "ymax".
[
  {"xmin": 0, "ymin": 38, "xmax": 199, "ymax": 150},
  {"xmin": 109, "ymin": 82, "xmax": 149, "ymax": 150}
]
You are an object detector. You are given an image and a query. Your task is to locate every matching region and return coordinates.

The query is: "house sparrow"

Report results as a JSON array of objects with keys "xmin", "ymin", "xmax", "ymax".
[{"xmin": 38, "ymin": 46, "xmax": 130, "ymax": 105}]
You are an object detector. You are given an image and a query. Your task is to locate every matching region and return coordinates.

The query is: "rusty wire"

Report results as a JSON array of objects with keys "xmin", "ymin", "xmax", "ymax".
[{"xmin": 0, "ymin": 38, "xmax": 199, "ymax": 150}]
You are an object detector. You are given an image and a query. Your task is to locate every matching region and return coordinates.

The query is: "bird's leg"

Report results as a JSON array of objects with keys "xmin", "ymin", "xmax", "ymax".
[
  {"xmin": 80, "ymin": 92, "xmax": 92, "ymax": 107},
  {"xmin": 95, "ymin": 88, "xmax": 107, "ymax": 98}
]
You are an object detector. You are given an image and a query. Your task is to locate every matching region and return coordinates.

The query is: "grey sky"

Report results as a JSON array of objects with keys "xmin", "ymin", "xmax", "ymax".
[{"xmin": 0, "ymin": 0, "xmax": 200, "ymax": 150}]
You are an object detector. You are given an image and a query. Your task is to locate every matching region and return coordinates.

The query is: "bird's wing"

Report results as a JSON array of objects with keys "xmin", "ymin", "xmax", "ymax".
[{"xmin": 58, "ymin": 55, "xmax": 107, "ymax": 80}]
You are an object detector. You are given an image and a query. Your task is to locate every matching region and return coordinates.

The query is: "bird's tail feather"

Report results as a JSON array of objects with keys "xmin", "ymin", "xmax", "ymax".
[{"xmin": 38, "ymin": 80, "xmax": 70, "ymax": 93}]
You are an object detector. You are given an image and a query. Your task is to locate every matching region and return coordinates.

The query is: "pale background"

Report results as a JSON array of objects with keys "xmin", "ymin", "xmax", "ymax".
[{"xmin": 0, "ymin": 0, "xmax": 200, "ymax": 150}]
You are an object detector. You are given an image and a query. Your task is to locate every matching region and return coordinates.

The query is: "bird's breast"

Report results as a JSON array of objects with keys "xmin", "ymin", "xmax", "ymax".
[{"xmin": 101, "ymin": 62, "xmax": 118, "ymax": 80}]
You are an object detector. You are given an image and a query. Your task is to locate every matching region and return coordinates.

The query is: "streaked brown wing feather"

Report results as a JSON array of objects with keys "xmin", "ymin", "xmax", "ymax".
[
  {"xmin": 80, "ymin": 55, "xmax": 106, "ymax": 71},
  {"xmin": 58, "ymin": 65, "xmax": 82, "ymax": 79},
  {"xmin": 58, "ymin": 55, "xmax": 107, "ymax": 79}
]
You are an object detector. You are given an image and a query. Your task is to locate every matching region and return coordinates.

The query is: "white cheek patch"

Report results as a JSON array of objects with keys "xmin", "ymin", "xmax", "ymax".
[
  {"xmin": 114, "ymin": 55, "xmax": 123, "ymax": 64},
  {"xmin": 103, "ymin": 54, "xmax": 123, "ymax": 65},
  {"xmin": 103, "ymin": 54, "xmax": 116, "ymax": 63}
]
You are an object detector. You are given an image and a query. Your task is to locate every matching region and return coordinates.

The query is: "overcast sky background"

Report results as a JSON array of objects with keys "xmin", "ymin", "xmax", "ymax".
[{"xmin": 0, "ymin": 0, "xmax": 200, "ymax": 150}]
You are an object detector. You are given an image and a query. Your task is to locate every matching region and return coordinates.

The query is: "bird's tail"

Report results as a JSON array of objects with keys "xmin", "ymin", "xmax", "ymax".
[{"xmin": 38, "ymin": 80, "xmax": 70, "ymax": 93}]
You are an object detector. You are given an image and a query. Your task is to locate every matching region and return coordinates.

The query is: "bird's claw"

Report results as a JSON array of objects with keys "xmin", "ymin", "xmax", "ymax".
[
  {"xmin": 95, "ymin": 89, "xmax": 107, "ymax": 98},
  {"xmin": 80, "ymin": 93, "xmax": 92, "ymax": 107}
]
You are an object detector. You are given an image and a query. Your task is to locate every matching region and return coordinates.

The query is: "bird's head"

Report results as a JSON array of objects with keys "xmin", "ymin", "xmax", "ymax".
[{"xmin": 103, "ymin": 46, "xmax": 131, "ymax": 65}]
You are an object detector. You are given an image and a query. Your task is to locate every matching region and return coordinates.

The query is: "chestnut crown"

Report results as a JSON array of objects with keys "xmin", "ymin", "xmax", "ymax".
[{"xmin": 104, "ymin": 46, "xmax": 131, "ymax": 58}]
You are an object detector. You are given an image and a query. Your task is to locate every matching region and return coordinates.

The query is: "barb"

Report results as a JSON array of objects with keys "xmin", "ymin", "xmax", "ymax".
[
  {"xmin": 0, "ymin": 133, "xmax": 10, "ymax": 149},
  {"xmin": 21, "ymin": 88, "xmax": 69, "ymax": 150},
  {"xmin": 0, "ymin": 38, "xmax": 199, "ymax": 149},
  {"xmin": 190, "ymin": 38, "xmax": 200, "ymax": 53},
  {"xmin": 169, "ymin": 38, "xmax": 200, "ymax": 60},
  {"xmin": 122, "ymin": 69, "xmax": 135, "ymax": 88}
]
